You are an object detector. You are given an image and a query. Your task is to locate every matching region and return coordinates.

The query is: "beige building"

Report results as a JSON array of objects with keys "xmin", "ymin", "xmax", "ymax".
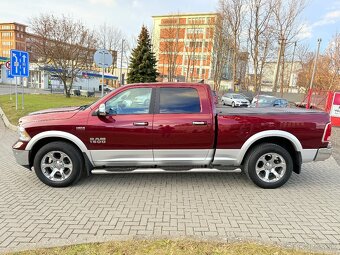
[
  {"xmin": 0, "ymin": 22, "xmax": 27, "ymax": 58},
  {"xmin": 260, "ymin": 61, "xmax": 303, "ymax": 92},
  {"xmin": 152, "ymin": 13, "xmax": 218, "ymax": 82}
]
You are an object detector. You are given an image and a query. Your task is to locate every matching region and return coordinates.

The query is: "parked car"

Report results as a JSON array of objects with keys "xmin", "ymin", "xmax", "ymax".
[
  {"xmin": 13, "ymin": 83, "xmax": 331, "ymax": 189},
  {"xmin": 250, "ymin": 95, "xmax": 289, "ymax": 108},
  {"xmin": 221, "ymin": 93, "xmax": 250, "ymax": 107}
]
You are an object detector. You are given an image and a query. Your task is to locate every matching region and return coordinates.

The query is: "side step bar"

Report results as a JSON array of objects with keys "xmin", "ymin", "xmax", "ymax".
[{"xmin": 91, "ymin": 168, "xmax": 242, "ymax": 175}]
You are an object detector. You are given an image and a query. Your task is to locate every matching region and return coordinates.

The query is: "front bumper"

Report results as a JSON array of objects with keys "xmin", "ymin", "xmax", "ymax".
[
  {"xmin": 12, "ymin": 149, "xmax": 30, "ymax": 167},
  {"xmin": 314, "ymin": 146, "xmax": 332, "ymax": 161}
]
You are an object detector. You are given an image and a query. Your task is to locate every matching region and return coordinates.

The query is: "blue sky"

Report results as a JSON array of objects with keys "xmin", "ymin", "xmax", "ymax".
[{"xmin": 0, "ymin": 0, "xmax": 339, "ymax": 51}]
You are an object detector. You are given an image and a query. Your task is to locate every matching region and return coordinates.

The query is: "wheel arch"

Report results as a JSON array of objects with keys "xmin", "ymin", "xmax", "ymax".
[
  {"xmin": 26, "ymin": 131, "xmax": 93, "ymax": 168},
  {"xmin": 238, "ymin": 131, "xmax": 302, "ymax": 174}
]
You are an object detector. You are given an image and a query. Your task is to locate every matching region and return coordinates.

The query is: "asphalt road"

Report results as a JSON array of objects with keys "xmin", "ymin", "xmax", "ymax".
[{"xmin": 0, "ymin": 118, "xmax": 340, "ymax": 253}]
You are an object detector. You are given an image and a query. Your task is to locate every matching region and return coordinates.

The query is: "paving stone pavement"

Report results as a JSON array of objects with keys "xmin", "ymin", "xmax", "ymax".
[{"xmin": 1, "ymin": 119, "xmax": 340, "ymax": 254}]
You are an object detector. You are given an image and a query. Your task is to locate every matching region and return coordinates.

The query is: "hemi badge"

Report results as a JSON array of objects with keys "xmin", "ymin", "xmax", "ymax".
[{"xmin": 76, "ymin": 126, "xmax": 85, "ymax": 131}]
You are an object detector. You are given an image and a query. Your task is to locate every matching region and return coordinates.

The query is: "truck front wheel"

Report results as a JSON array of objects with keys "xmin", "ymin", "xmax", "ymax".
[
  {"xmin": 33, "ymin": 142, "xmax": 84, "ymax": 187},
  {"xmin": 244, "ymin": 143, "xmax": 293, "ymax": 189}
]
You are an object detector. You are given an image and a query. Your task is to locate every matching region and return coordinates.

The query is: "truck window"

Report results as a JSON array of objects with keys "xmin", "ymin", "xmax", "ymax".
[
  {"xmin": 159, "ymin": 87, "xmax": 201, "ymax": 113},
  {"xmin": 105, "ymin": 88, "xmax": 152, "ymax": 115}
]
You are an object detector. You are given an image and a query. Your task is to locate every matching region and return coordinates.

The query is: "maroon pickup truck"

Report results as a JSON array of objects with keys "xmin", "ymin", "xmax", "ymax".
[{"xmin": 12, "ymin": 83, "xmax": 332, "ymax": 188}]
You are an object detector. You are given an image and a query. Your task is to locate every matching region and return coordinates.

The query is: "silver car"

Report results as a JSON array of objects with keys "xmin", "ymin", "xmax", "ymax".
[{"xmin": 221, "ymin": 93, "xmax": 250, "ymax": 107}]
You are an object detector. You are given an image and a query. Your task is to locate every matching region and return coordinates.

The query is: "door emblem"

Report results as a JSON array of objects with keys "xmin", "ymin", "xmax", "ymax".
[{"xmin": 90, "ymin": 138, "xmax": 106, "ymax": 144}]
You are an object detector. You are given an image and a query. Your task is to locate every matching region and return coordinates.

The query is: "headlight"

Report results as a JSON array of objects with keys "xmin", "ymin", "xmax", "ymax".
[{"xmin": 18, "ymin": 126, "xmax": 31, "ymax": 141}]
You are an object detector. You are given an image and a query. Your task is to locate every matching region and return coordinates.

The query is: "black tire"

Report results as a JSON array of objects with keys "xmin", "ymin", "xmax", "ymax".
[
  {"xmin": 33, "ymin": 142, "xmax": 84, "ymax": 187},
  {"xmin": 231, "ymin": 101, "xmax": 235, "ymax": 107},
  {"xmin": 244, "ymin": 143, "xmax": 293, "ymax": 189}
]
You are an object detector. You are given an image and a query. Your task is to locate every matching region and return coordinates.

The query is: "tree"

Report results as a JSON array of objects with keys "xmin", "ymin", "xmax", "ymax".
[
  {"xmin": 272, "ymin": 0, "xmax": 306, "ymax": 94},
  {"xmin": 219, "ymin": 0, "xmax": 245, "ymax": 90},
  {"xmin": 211, "ymin": 14, "xmax": 232, "ymax": 91},
  {"xmin": 127, "ymin": 26, "xmax": 158, "ymax": 83},
  {"xmin": 158, "ymin": 15, "xmax": 181, "ymax": 82},
  {"xmin": 248, "ymin": 0, "xmax": 275, "ymax": 93},
  {"xmin": 29, "ymin": 14, "xmax": 96, "ymax": 97},
  {"xmin": 97, "ymin": 24, "xmax": 124, "ymax": 76}
]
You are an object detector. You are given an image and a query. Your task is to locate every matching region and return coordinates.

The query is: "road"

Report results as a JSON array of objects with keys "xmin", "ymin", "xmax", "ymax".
[
  {"xmin": 0, "ymin": 118, "xmax": 340, "ymax": 253},
  {"xmin": 0, "ymin": 84, "xmax": 51, "ymax": 96}
]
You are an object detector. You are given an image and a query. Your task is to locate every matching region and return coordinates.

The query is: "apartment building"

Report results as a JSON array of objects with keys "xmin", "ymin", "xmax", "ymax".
[
  {"xmin": 152, "ymin": 13, "xmax": 217, "ymax": 82},
  {"xmin": 0, "ymin": 22, "xmax": 27, "ymax": 58}
]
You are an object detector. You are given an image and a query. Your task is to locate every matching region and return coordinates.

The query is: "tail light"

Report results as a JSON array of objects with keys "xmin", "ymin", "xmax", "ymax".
[{"xmin": 322, "ymin": 122, "xmax": 332, "ymax": 143}]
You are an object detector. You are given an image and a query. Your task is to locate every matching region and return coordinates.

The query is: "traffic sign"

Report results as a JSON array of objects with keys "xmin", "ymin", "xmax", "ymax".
[
  {"xmin": 10, "ymin": 50, "xmax": 29, "ymax": 77},
  {"xmin": 94, "ymin": 49, "xmax": 113, "ymax": 68},
  {"xmin": 6, "ymin": 70, "xmax": 14, "ymax": 79},
  {"xmin": 5, "ymin": 61, "xmax": 10, "ymax": 69}
]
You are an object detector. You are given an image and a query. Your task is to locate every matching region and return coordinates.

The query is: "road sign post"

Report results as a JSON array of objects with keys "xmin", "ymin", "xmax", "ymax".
[
  {"xmin": 94, "ymin": 49, "xmax": 113, "ymax": 97},
  {"xmin": 6, "ymin": 70, "xmax": 14, "ymax": 100},
  {"xmin": 10, "ymin": 50, "xmax": 29, "ymax": 110}
]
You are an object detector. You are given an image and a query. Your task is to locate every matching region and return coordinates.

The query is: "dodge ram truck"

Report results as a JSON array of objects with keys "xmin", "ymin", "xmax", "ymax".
[{"xmin": 12, "ymin": 83, "xmax": 332, "ymax": 188}]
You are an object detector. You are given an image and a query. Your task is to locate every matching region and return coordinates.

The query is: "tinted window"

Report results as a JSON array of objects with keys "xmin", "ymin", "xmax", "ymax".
[
  {"xmin": 105, "ymin": 88, "xmax": 152, "ymax": 115},
  {"xmin": 159, "ymin": 87, "xmax": 201, "ymax": 113}
]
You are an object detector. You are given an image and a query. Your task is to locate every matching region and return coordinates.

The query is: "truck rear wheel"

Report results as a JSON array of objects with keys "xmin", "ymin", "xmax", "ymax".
[
  {"xmin": 244, "ymin": 143, "xmax": 293, "ymax": 189},
  {"xmin": 33, "ymin": 142, "xmax": 83, "ymax": 187}
]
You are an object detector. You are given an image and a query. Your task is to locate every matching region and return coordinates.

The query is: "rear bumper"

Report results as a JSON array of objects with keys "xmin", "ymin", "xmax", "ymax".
[
  {"xmin": 314, "ymin": 146, "xmax": 332, "ymax": 161},
  {"xmin": 12, "ymin": 149, "xmax": 30, "ymax": 167}
]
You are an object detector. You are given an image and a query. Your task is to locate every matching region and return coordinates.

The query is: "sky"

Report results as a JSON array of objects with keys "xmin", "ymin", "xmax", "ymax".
[{"xmin": 0, "ymin": 0, "xmax": 339, "ymax": 52}]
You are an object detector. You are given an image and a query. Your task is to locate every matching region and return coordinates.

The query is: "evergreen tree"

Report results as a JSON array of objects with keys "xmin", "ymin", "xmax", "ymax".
[{"xmin": 127, "ymin": 26, "xmax": 158, "ymax": 84}]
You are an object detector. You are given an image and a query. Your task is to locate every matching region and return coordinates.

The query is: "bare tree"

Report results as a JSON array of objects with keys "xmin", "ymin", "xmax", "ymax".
[
  {"xmin": 159, "ymin": 15, "xmax": 181, "ymax": 82},
  {"xmin": 248, "ymin": 0, "xmax": 274, "ymax": 93},
  {"xmin": 219, "ymin": 0, "xmax": 245, "ymax": 90},
  {"xmin": 29, "ymin": 14, "xmax": 96, "ymax": 97},
  {"xmin": 97, "ymin": 25, "xmax": 124, "ymax": 74},
  {"xmin": 325, "ymin": 32, "xmax": 340, "ymax": 90},
  {"xmin": 272, "ymin": 0, "xmax": 306, "ymax": 94},
  {"xmin": 211, "ymin": 14, "xmax": 232, "ymax": 92},
  {"xmin": 183, "ymin": 21, "xmax": 200, "ymax": 82}
]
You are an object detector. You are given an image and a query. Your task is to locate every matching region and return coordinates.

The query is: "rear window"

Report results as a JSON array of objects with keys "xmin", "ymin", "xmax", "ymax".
[{"xmin": 159, "ymin": 87, "xmax": 201, "ymax": 113}]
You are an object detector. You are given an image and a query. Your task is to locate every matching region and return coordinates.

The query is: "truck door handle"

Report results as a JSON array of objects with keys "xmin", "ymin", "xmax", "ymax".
[
  {"xmin": 192, "ymin": 121, "xmax": 207, "ymax": 126},
  {"xmin": 133, "ymin": 122, "xmax": 149, "ymax": 126}
]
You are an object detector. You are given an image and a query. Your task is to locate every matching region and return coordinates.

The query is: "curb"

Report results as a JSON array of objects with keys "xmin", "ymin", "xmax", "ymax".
[{"xmin": 0, "ymin": 106, "xmax": 17, "ymax": 131}]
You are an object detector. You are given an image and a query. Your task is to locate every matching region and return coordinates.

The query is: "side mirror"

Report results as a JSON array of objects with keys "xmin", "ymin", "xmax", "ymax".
[{"xmin": 98, "ymin": 103, "xmax": 106, "ymax": 116}]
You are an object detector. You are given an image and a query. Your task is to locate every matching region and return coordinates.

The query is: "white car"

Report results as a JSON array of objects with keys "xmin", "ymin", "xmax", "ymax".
[{"xmin": 221, "ymin": 93, "xmax": 250, "ymax": 107}]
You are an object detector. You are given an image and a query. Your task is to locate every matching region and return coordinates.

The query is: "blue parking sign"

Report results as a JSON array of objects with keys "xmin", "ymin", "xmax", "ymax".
[
  {"xmin": 10, "ymin": 50, "xmax": 29, "ymax": 77},
  {"xmin": 6, "ymin": 70, "xmax": 14, "ymax": 79}
]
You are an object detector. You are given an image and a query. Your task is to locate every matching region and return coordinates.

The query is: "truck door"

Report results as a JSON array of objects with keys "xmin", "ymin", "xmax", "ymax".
[
  {"xmin": 153, "ymin": 86, "xmax": 215, "ymax": 166},
  {"xmin": 87, "ymin": 87, "xmax": 154, "ymax": 167}
]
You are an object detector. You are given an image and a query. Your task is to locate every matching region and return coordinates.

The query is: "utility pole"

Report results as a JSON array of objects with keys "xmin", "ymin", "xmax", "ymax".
[
  {"xmin": 309, "ymin": 38, "xmax": 322, "ymax": 90},
  {"xmin": 101, "ymin": 24, "xmax": 106, "ymax": 97},
  {"xmin": 306, "ymin": 38, "xmax": 322, "ymax": 109},
  {"xmin": 288, "ymin": 41, "xmax": 297, "ymax": 89},
  {"xmin": 272, "ymin": 37, "xmax": 285, "ymax": 94},
  {"xmin": 120, "ymin": 39, "xmax": 125, "ymax": 85}
]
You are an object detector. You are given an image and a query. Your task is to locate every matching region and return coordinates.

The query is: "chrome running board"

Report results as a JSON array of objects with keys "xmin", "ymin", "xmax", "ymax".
[{"xmin": 91, "ymin": 168, "xmax": 242, "ymax": 174}]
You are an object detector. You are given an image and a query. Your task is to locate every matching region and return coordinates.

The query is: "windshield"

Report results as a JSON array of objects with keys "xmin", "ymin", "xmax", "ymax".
[
  {"xmin": 257, "ymin": 97, "xmax": 276, "ymax": 104},
  {"xmin": 232, "ymin": 94, "xmax": 243, "ymax": 99}
]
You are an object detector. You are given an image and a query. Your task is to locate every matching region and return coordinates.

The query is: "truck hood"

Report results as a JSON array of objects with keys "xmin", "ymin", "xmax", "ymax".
[{"xmin": 19, "ymin": 106, "xmax": 80, "ymax": 125}]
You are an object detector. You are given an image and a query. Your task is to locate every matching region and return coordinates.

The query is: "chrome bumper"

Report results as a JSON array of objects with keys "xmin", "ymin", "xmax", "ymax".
[
  {"xmin": 314, "ymin": 146, "xmax": 332, "ymax": 161},
  {"xmin": 12, "ymin": 149, "xmax": 30, "ymax": 166}
]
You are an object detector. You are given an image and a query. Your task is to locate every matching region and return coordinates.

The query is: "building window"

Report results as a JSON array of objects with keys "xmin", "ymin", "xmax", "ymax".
[
  {"xmin": 2, "ymin": 50, "xmax": 10, "ymax": 56},
  {"xmin": 1, "ymin": 32, "xmax": 12, "ymax": 37},
  {"xmin": 2, "ymin": 41, "xmax": 11, "ymax": 46},
  {"xmin": 187, "ymin": 28, "xmax": 204, "ymax": 34}
]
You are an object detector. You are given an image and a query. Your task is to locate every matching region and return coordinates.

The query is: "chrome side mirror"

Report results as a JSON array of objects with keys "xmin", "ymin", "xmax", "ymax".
[{"xmin": 98, "ymin": 103, "xmax": 106, "ymax": 116}]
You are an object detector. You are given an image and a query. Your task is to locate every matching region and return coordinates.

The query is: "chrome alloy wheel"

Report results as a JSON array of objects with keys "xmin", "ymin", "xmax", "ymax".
[
  {"xmin": 255, "ymin": 153, "xmax": 286, "ymax": 183},
  {"xmin": 40, "ymin": 151, "xmax": 73, "ymax": 182}
]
